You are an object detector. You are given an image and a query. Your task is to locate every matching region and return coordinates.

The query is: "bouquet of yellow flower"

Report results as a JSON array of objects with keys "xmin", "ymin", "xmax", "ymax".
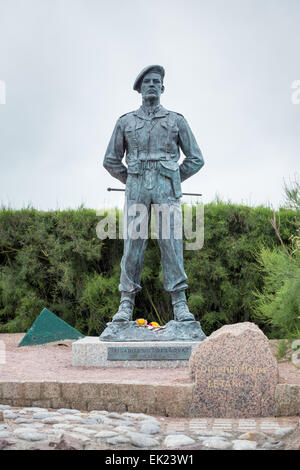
[
  {"xmin": 136, "ymin": 319, "xmax": 165, "ymax": 330},
  {"xmin": 136, "ymin": 318, "xmax": 148, "ymax": 326}
]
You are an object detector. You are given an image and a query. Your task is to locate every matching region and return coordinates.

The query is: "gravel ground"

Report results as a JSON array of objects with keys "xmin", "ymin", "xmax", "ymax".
[
  {"xmin": 0, "ymin": 334, "xmax": 191, "ymax": 383},
  {"xmin": 0, "ymin": 334, "xmax": 299, "ymax": 384}
]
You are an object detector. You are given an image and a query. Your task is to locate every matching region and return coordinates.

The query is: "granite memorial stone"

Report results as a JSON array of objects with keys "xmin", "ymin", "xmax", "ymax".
[{"xmin": 189, "ymin": 322, "xmax": 279, "ymax": 418}]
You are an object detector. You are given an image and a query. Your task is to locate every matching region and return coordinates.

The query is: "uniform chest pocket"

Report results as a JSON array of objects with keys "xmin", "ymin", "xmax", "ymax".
[
  {"xmin": 160, "ymin": 121, "xmax": 178, "ymax": 131},
  {"xmin": 124, "ymin": 127, "xmax": 138, "ymax": 149},
  {"xmin": 160, "ymin": 121, "xmax": 179, "ymax": 146},
  {"xmin": 136, "ymin": 121, "xmax": 144, "ymax": 131},
  {"xmin": 125, "ymin": 127, "xmax": 133, "ymax": 138},
  {"xmin": 125, "ymin": 127, "xmax": 134, "ymax": 137}
]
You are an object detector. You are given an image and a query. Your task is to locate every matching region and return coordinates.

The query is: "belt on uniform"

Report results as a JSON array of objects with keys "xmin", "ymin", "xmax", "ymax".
[{"xmin": 140, "ymin": 161, "xmax": 158, "ymax": 170}]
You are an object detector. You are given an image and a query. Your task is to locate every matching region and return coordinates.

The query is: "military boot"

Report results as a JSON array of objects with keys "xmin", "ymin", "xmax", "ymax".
[
  {"xmin": 112, "ymin": 292, "xmax": 135, "ymax": 322},
  {"xmin": 171, "ymin": 290, "xmax": 195, "ymax": 322},
  {"xmin": 173, "ymin": 301, "xmax": 195, "ymax": 322}
]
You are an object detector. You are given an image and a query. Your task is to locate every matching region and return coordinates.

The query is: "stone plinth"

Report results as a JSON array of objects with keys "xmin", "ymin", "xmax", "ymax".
[
  {"xmin": 99, "ymin": 320, "xmax": 206, "ymax": 342},
  {"xmin": 189, "ymin": 322, "xmax": 279, "ymax": 418},
  {"xmin": 72, "ymin": 337, "xmax": 200, "ymax": 368}
]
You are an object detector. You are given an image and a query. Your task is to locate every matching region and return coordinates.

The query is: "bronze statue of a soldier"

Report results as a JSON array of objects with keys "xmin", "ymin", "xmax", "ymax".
[{"xmin": 103, "ymin": 65, "xmax": 204, "ymax": 323}]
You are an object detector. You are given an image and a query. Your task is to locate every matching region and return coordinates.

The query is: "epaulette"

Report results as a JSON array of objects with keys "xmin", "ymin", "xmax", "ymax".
[
  {"xmin": 119, "ymin": 111, "xmax": 135, "ymax": 119},
  {"xmin": 167, "ymin": 110, "xmax": 185, "ymax": 119}
]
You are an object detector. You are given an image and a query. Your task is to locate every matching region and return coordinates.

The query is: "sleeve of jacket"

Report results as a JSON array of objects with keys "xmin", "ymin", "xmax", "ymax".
[
  {"xmin": 177, "ymin": 115, "xmax": 204, "ymax": 182},
  {"xmin": 103, "ymin": 117, "xmax": 128, "ymax": 184}
]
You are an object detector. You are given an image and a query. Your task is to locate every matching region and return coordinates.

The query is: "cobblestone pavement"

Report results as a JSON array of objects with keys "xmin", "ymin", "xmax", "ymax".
[{"xmin": 0, "ymin": 404, "xmax": 299, "ymax": 450}]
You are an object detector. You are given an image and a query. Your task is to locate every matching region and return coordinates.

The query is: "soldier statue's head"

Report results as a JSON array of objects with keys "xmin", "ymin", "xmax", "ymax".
[{"xmin": 133, "ymin": 65, "xmax": 165, "ymax": 104}]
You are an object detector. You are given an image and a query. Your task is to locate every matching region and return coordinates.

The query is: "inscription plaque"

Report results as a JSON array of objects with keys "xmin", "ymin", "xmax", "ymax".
[{"xmin": 107, "ymin": 345, "xmax": 192, "ymax": 361}]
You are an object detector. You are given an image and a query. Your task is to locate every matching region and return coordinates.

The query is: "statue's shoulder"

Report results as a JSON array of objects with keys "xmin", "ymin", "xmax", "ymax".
[
  {"xmin": 165, "ymin": 109, "xmax": 185, "ymax": 123},
  {"xmin": 118, "ymin": 110, "xmax": 136, "ymax": 120},
  {"xmin": 115, "ymin": 111, "xmax": 136, "ymax": 130},
  {"xmin": 165, "ymin": 109, "xmax": 185, "ymax": 118}
]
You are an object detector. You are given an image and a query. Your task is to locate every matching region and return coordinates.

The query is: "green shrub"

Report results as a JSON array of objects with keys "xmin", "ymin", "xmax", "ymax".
[
  {"xmin": 253, "ymin": 245, "xmax": 300, "ymax": 339},
  {"xmin": 253, "ymin": 177, "xmax": 300, "ymax": 339},
  {"xmin": 0, "ymin": 202, "xmax": 296, "ymax": 336}
]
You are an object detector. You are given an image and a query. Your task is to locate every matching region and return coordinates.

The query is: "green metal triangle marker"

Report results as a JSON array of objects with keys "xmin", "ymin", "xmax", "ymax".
[{"xmin": 18, "ymin": 308, "xmax": 85, "ymax": 347}]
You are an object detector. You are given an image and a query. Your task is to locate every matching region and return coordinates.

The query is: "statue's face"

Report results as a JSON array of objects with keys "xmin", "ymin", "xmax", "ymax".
[{"xmin": 140, "ymin": 71, "xmax": 164, "ymax": 99}]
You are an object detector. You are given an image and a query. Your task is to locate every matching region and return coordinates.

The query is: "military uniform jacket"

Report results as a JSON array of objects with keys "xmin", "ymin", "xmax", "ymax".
[{"xmin": 103, "ymin": 105, "xmax": 204, "ymax": 197}]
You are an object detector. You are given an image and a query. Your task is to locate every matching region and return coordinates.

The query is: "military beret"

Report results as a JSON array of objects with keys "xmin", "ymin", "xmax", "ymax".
[{"xmin": 133, "ymin": 65, "xmax": 165, "ymax": 92}]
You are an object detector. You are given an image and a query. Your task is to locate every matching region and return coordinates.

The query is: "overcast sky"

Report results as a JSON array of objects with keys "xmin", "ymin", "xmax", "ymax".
[{"xmin": 0, "ymin": 0, "xmax": 299, "ymax": 210}]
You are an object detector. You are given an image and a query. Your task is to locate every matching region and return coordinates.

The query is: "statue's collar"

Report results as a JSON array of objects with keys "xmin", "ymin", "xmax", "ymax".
[{"xmin": 134, "ymin": 105, "xmax": 169, "ymax": 120}]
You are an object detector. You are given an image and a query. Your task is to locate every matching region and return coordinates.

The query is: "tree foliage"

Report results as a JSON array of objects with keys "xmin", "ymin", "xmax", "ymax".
[{"xmin": 253, "ymin": 177, "xmax": 300, "ymax": 338}]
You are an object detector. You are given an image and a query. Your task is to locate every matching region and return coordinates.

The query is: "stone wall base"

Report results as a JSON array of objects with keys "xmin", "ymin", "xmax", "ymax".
[
  {"xmin": 0, "ymin": 381, "xmax": 299, "ymax": 417},
  {"xmin": 0, "ymin": 381, "xmax": 193, "ymax": 417}
]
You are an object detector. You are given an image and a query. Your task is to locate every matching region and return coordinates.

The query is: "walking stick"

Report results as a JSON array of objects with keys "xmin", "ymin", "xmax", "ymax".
[{"xmin": 107, "ymin": 188, "xmax": 202, "ymax": 196}]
